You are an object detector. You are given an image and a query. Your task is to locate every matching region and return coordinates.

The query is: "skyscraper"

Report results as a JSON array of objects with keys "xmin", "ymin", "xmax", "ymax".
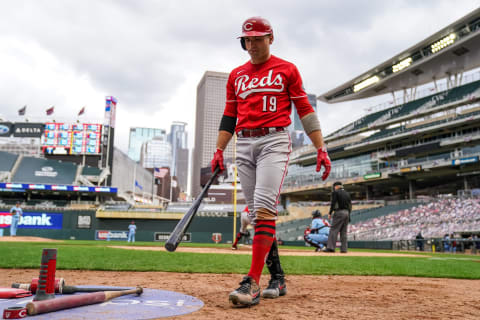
[
  {"xmin": 128, "ymin": 127, "xmax": 166, "ymax": 162},
  {"xmin": 191, "ymin": 71, "xmax": 231, "ymax": 196},
  {"xmin": 290, "ymin": 93, "xmax": 318, "ymax": 131},
  {"xmin": 140, "ymin": 135, "xmax": 172, "ymax": 169},
  {"xmin": 168, "ymin": 122, "xmax": 188, "ymax": 192},
  {"xmin": 289, "ymin": 93, "xmax": 318, "ymax": 149}
]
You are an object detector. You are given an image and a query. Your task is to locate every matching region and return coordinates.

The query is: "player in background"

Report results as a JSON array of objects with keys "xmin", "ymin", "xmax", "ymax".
[
  {"xmin": 127, "ymin": 221, "xmax": 136, "ymax": 243},
  {"xmin": 304, "ymin": 210, "xmax": 330, "ymax": 252},
  {"xmin": 9, "ymin": 201, "xmax": 23, "ymax": 236},
  {"xmin": 211, "ymin": 16, "xmax": 331, "ymax": 307}
]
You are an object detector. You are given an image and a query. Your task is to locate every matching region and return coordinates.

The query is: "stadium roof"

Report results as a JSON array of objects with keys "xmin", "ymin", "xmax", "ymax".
[{"xmin": 320, "ymin": 7, "xmax": 480, "ymax": 103}]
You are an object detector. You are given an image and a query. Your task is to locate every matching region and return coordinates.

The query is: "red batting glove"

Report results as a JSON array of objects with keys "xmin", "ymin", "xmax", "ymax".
[
  {"xmin": 211, "ymin": 148, "xmax": 225, "ymax": 173},
  {"xmin": 316, "ymin": 147, "xmax": 331, "ymax": 180}
]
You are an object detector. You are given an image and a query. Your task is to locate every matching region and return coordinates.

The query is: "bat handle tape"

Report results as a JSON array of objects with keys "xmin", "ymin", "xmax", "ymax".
[{"xmin": 2, "ymin": 307, "xmax": 27, "ymax": 319}]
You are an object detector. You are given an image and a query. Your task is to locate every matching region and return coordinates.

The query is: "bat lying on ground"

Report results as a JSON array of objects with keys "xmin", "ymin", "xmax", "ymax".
[
  {"xmin": 12, "ymin": 281, "xmax": 131, "ymax": 294},
  {"xmin": 26, "ymin": 287, "xmax": 143, "ymax": 315},
  {"xmin": 165, "ymin": 166, "xmax": 220, "ymax": 252}
]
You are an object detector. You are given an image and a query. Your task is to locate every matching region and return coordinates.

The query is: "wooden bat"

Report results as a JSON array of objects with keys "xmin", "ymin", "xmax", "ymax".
[
  {"xmin": 26, "ymin": 287, "xmax": 143, "ymax": 315},
  {"xmin": 12, "ymin": 281, "xmax": 130, "ymax": 294},
  {"xmin": 61, "ymin": 285, "xmax": 132, "ymax": 294},
  {"xmin": 165, "ymin": 166, "xmax": 220, "ymax": 252}
]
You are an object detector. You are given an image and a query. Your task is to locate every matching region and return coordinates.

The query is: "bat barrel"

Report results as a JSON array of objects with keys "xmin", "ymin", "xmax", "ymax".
[
  {"xmin": 27, "ymin": 291, "xmax": 106, "ymax": 315},
  {"xmin": 165, "ymin": 167, "xmax": 220, "ymax": 252},
  {"xmin": 27, "ymin": 287, "xmax": 143, "ymax": 315}
]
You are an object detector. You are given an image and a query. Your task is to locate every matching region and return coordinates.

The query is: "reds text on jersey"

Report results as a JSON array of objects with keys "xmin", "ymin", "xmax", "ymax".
[{"xmin": 223, "ymin": 55, "xmax": 314, "ymax": 131}]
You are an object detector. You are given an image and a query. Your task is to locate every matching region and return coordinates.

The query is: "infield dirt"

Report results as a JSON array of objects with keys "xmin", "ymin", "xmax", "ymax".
[{"xmin": 0, "ymin": 240, "xmax": 479, "ymax": 319}]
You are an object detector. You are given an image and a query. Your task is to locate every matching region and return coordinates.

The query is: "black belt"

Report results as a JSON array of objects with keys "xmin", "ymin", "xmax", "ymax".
[{"xmin": 237, "ymin": 127, "xmax": 285, "ymax": 138}]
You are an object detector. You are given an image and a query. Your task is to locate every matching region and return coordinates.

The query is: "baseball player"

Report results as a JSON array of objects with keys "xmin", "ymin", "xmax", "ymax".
[
  {"xmin": 9, "ymin": 201, "xmax": 23, "ymax": 236},
  {"xmin": 304, "ymin": 210, "xmax": 330, "ymax": 252},
  {"xmin": 232, "ymin": 206, "xmax": 252, "ymax": 250},
  {"xmin": 127, "ymin": 221, "xmax": 136, "ymax": 243},
  {"xmin": 211, "ymin": 16, "xmax": 331, "ymax": 307}
]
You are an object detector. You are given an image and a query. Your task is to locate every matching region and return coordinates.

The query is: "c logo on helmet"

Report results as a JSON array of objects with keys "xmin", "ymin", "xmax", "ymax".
[{"xmin": 244, "ymin": 22, "xmax": 253, "ymax": 31}]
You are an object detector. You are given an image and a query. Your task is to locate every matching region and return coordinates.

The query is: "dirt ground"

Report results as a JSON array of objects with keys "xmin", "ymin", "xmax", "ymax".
[{"xmin": 1, "ymin": 237, "xmax": 480, "ymax": 319}]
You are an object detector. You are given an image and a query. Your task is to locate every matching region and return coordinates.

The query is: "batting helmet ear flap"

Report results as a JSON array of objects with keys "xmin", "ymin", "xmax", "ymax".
[{"xmin": 240, "ymin": 38, "xmax": 246, "ymax": 50}]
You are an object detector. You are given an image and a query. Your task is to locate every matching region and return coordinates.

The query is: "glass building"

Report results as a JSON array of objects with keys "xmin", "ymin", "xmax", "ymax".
[
  {"xmin": 128, "ymin": 127, "xmax": 166, "ymax": 162},
  {"xmin": 140, "ymin": 136, "xmax": 172, "ymax": 169},
  {"xmin": 168, "ymin": 122, "xmax": 188, "ymax": 191},
  {"xmin": 289, "ymin": 93, "xmax": 318, "ymax": 149}
]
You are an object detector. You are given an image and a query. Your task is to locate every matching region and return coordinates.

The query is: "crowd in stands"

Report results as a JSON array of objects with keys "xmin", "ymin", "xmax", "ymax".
[{"xmin": 349, "ymin": 197, "xmax": 480, "ymax": 240}]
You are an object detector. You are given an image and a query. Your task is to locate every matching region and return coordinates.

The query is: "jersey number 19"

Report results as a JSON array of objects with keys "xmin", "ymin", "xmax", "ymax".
[{"xmin": 262, "ymin": 96, "xmax": 277, "ymax": 112}]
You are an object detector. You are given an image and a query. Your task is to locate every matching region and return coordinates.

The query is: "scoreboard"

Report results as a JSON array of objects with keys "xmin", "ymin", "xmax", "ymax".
[{"xmin": 42, "ymin": 122, "xmax": 102, "ymax": 155}]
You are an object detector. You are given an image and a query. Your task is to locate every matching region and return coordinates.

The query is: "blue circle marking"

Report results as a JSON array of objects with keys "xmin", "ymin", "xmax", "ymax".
[{"xmin": 0, "ymin": 287, "xmax": 203, "ymax": 319}]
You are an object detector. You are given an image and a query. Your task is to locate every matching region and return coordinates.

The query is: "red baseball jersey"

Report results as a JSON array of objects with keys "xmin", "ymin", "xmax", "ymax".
[{"xmin": 223, "ymin": 55, "xmax": 314, "ymax": 131}]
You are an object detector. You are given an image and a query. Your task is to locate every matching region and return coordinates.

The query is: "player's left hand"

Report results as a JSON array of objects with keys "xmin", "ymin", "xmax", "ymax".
[{"xmin": 316, "ymin": 147, "xmax": 331, "ymax": 180}]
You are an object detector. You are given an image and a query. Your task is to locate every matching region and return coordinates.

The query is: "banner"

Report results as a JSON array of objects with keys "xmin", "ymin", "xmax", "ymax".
[
  {"xmin": 0, "ymin": 183, "xmax": 117, "ymax": 193},
  {"xmin": 0, "ymin": 212, "xmax": 63, "ymax": 229},
  {"xmin": 12, "ymin": 123, "xmax": 44, "ymax": 137},
  {"xmin": 95, "ymin": 230, "xmax": 128, "ymax": 241},
  {"xmin": 452, "ymin": 156, "xmax": 479, "ymax": 166},
  {"xmin": 154, "ymin": 232, "xmax": 191, "ymax": 242}
]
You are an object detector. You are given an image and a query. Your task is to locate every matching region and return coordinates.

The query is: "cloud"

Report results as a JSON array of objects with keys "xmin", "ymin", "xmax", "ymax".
[{"xmin": 0, "ymin": 0, "xmax": 478, "ymax": 154}]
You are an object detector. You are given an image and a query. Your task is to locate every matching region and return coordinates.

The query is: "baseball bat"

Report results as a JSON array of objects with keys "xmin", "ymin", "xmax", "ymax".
[
  {"xmin": 165, "ymin": 166, "xmax": 220, "ymax": 252},
  {"xmin": 61, "ymin": 285, "xmax": 132, "ymax": 294},
  {"xmin": 26, "ymin": 287, "xmax": 143, "ymax": 315},
  {"xmin": 12, "ymin": 280, "xmax": 130, "ymax": 294}
]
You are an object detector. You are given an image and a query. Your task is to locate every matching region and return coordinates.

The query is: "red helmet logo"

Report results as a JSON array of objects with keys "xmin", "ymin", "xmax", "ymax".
[{"xmin": 239, "ymin": 17, "xmax": 273, "ymax": 38}]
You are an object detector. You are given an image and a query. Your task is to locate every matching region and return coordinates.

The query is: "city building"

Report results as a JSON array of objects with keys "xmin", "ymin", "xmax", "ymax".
[
  {"xmin": 140, "ymin": 135, "xmax": 172, "ymax": 169},
  {"xmin": 289, "ymin": 93, "xmax": 318, "ymax": 149},
  {"xmin": 191, "ymin": 71, "xmax": 231, "ymax": 196},
  {"xmin": 128, "ymin": 127, "xmax": 166, "ymax": 162},
  {"xmin": 168, "ymin": 122, "xmax": 189, "ymax": 192}
]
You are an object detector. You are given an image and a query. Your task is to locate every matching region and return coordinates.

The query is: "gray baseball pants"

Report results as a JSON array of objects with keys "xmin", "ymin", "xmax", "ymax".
[{"xmin": 235, "ymin": 130, "xmax": 291, "ymax": 222}]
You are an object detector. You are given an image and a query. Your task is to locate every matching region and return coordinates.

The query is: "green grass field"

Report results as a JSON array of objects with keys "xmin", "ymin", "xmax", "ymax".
[{"xmin": 1, "ymin": 241, "xmax": 479, "ymax": 279}]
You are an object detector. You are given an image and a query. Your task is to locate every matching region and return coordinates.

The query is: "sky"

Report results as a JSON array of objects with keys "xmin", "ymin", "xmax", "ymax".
[{"xmin": 0, "ymin": 1, "xmax": 478, "ymax": 154}]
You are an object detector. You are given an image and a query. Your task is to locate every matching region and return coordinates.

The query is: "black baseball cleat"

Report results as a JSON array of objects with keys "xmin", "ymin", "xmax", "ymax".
[
  {"xmin": 261, "ymin": 277, "xmax": 287, "ymax": 299},
  {"xmin": 229, "ymin": 276, "xmax": 260, "ymax": 307},
  {"xmin": 322, "ymin": 248, "xmax": 335, "ymax": 253}
]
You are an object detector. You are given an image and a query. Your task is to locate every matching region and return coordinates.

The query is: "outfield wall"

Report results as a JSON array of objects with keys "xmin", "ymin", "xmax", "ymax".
[{"xmin": 0, "ymin": 208, "xmax": 241, "ymax": 244}]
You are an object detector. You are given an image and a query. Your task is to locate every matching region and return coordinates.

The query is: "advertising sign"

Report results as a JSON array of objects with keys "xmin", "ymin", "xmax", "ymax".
[
  {"xmin": 12, "ymin": 123, "xmax": 44, "ymax": 137},
  {"xmin": 0, "ymin": 183, "xmax": 117, "ymax": 193},
  {"xmin": 154, "ymin": 232, "xmax": 191, "ymax": 242},
  {"xmin": 95, "ymin": 230, "xmax": 128, "ymax": 241},
  {"xmin": 0, "ymin": 212, "xmax": 63, "ymax": 229},
  {"xmin": 0, "ymin": 122, "xmax": 13, "ymax": 137},
  {"xmin": 452, "ymin": 156, "xmax": 479, "ymax": 166},
  {"xmin": 363, "ymin": 172, "xmax": 381, "ymax": 180}
]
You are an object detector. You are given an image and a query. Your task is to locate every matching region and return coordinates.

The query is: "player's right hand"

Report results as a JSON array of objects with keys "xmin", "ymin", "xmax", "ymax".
[{"xmin": 211, "ymin": 148, "xmax": 225, "ymax": 173}]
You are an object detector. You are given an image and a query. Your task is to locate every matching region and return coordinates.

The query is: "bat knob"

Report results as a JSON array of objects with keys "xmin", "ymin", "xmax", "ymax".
[{"xmin": 135, "ymin": 286, "xmax": 143, "ymax": 295}]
